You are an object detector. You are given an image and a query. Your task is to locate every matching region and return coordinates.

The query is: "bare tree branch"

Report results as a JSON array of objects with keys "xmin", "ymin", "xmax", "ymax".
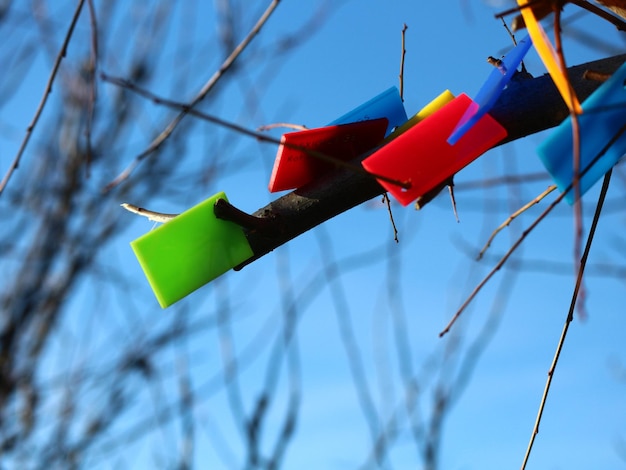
[{"xmin": 234, "ymin": 54, "xmax": 626, "ymax": 270}]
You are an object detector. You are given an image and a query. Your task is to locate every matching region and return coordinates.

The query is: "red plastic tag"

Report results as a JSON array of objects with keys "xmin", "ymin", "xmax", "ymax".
[
  {"xmin": 362, "ymin": 94, "xmax": 507, "ymax": 206},
  {"xmin": 268, "ymin": 118, "xmax": 388, "ymax": 192}
]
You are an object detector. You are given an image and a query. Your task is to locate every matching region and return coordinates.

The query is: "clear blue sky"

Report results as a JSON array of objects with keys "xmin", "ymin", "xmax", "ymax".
[{"xmin": 2, "ymin": 1, "xmax": 625, "ymax": 468}]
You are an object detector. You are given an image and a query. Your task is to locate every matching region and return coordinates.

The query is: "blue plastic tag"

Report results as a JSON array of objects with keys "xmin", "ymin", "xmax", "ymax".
[
  {"xmin": 448, "ymin": 35, "xmax": 532, "ymax": 145},
  {"xmin": 329, "ymin": 86, "xmax": 408, "ymax": 136},
  {"xmin": 537, "ymin": 61, "xmax": 626, "ymax": 204}
]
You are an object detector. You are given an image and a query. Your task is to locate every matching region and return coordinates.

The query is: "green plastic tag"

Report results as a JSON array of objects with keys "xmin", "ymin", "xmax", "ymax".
[{"xmin": 130, "ymin": 192, "xmax": 254, "ymax": 308}]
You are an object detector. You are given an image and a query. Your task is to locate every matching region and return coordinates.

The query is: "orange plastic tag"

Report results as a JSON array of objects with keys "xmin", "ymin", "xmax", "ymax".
[{"xmin": 517, "ymin": 0, "xmax": 582, "ymax": 114}]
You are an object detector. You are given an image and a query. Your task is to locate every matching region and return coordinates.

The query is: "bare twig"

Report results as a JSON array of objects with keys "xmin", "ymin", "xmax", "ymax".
[
  {"xmin": 382, "ymin": 194, "xmax": 399, "ymax": 243},
  {"xmin": 448, "ymin": 181, "xmax": 459, "ymax": 223},
  {"xmin": 84, "ymin": 0, "xmax": 98, "ymax": 177},
  {"xmin": 499, "ymin": 15, "xmax": 531, "ymax": 75},
  {"xmin": 0, "ymin": 0, "xmax": 86, "ymax": 195},
  {"xmin": 101, "ymin": 74, "xmax": 411, "ymax": 190},
  {"xmin": 257, "ymin": 123, "xmax": 308, "ymax": 132},
  {"xmin": 105, "ymin": 0, "xmax": 282, "ymax": 190},
  {"xmin": 380, "ymin": 21, "xmax": 408, "ymax": 243},
  {"xmin": 399, "ymin": 23, "xmax": 408, "ymax": 101},
  {"xmin": 521, "ymin": 169, "xmax": 612, "ymax": 470},
  {"xmin": 120, "ymin": 203, "xmax": 178, "ymax": 223},
  {"xmin": 478, "ymin": 185, "xmax": 556, "ymax": 260}
]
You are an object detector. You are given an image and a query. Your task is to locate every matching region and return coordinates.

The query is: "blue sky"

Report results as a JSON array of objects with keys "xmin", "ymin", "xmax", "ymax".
[{"xmin": 2, "ymin": 1, "xmax": 626, "ymax": 468}]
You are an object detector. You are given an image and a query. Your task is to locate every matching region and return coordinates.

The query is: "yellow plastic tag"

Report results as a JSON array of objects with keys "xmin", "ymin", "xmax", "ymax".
[
  {"xmin": 385, "ymin": 89, "xmax": 455, "ymax": 141},
  {"xmin": 517, "ymin": 0, "xmax": 582, "ymax": 114}
]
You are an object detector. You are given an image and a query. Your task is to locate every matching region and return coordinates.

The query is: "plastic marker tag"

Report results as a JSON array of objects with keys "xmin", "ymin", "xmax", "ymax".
[
  {"xmin": 387, "ymin": 89, "xmax": 455, "ymax": 141},
  {"xmin": 130, "ymin": 192, "xmax": 254, "ymax": 308},
  {"xmin": 362, "ymin": 94, "xmax": 507, "ymax": 206},
  {"xmin": 537, "ymin": 61, "xmax": 626, "ymax": 204},
  {"xmin": 329, "ymin": 86, "xmax": 408, "ymax": 136},
  {"xmin": 448, "ymin": 35, "xmax": 532, "ymax": 145},
  {"xmin": 268, "ymin": 118, "xmax": 388, "ymax": 193},
  {"xmin": 517, "ymin": 0, "xmax": 582, "ymax": 114}
]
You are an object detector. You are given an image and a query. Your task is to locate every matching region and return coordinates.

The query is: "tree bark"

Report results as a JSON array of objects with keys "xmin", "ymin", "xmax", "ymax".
[{"xmin": 233, "ymin": 54, "xmax": 626, "ymax": 270}]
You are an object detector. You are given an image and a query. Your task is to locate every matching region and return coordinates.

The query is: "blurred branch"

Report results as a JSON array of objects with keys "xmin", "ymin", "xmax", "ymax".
[
  {"xmin": 104, "ymin": 0, "xmax": 282, "ymax": 191},
  {"xmin": 0, "ymin": 0, "xmax": 86, "ymax": 195}
]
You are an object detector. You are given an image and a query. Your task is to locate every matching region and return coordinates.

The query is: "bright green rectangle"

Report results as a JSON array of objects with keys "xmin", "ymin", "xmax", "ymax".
[{"xmin": 130, "ymin": 192, "xmax": 254, "ymax": 308}]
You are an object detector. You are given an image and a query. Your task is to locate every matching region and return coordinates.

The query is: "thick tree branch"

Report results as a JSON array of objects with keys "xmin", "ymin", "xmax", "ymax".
[{"xmin": 234, "ymin": 54, "xmax": 626, "ymax": 270}]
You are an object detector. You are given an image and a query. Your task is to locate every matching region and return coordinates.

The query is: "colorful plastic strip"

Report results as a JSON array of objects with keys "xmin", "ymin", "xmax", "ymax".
[
  {"xmin": 268, "ymin": 118, "xmax": 388, "ymax": 193},
  {"xmin": 130, "ymin": 192, "xmax": 254, "ymax": 308},
  {"xmin": 387, "ymin": 89, "xmax": 455, "ymax": 141},
  {"xmin": 448, "ymin": 35, "xmax": 532, "ymax": 145},
  {"xmin": 362, "ymin": 94, "xmax": 507, "ymax": 206},
  {"xmin": 537, "ymin": 61, "xmax": 626, "ymax": 204},
  {"xmin": 517, "ymin": 0, "xmax": 582, "ymax": 114}
]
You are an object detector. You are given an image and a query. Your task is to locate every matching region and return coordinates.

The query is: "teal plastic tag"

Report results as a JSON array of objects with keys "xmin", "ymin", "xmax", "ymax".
[{"xmin": 537, "ymin": 61, "xmax": 626, "ymax": 204}]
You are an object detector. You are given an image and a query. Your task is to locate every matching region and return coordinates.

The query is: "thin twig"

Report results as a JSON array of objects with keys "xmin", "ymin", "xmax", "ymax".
[
  {"xmin": 521, "ymin": 169, "xmax": 612, "ymax": 470},
  {"xmin": 120, "ymin": 203, "xmax": 178, "ymax": 223},
  {"xmin": 500, "ymin": 15, "xmax": 518, "ymax": 45},
  {"xmin": 448, "ymin": 181, "xmax": 459, "ymax": 223},
  {"xmin": 399, "ymin": 23, "xmax": 408, "ymax": 101},
  {"xmin": 101, "ymin": 74, "xmax": 411, "ymax": 190},
  {"xmin": 257, "ymin": 123, "xmax": 308, "ymax": 132},
  {"xmin": 105, "ymin": 0, "xmax": 281, "ymax": 191},
  {"xmin": 382, "ymin": 194, "xmax": 399, "ymax": 243},
  {"xmin": 0, "ymin": 0, "xmax": 86, "ymax": 195},
  {"xmin": 85, "ymin": 0, "xmax": 98, "ymax": 178},
  {"xmin": 478, "ymin": 185, "xmax": 556, "ymax": 260},
  {"xmin": 499, "ymin": 15, "xmax": 531, "ymax": 75}
]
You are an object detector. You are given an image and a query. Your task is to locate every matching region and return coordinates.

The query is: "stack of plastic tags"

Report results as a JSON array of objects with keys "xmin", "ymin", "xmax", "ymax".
[
  {"xmin": 130, "ymin": 192, "xmax": 254, "ymax": 308},
  {"xmin": 448, "ymin": 35, "xmax": 532, "ymax": 145},
  {"xmin": 387, "ymin": 90, "xmax": 455, "ymax": 142},
  {"xmin": 268, "ymin": 118, "xmax": 388, "ymax": 192},
  {"xmin": 362, "ymin": 93, "xmax": 507, "ymax": 206},
  {"xmin": 517, "ymin": 0, "xmax": 582, "ymax": 114},
  {"xmin": 268, "ymin": 86, "xmax": 408, "ymax": 192},
  {"xmin": 537, "ymin": 61, "xmax": 626, "ymax": 204}
]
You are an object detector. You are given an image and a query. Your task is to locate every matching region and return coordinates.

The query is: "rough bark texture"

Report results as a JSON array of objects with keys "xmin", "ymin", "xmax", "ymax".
[{"xmin": 234, "ymin": 54, "xmax": 626, "ymax": 269}]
